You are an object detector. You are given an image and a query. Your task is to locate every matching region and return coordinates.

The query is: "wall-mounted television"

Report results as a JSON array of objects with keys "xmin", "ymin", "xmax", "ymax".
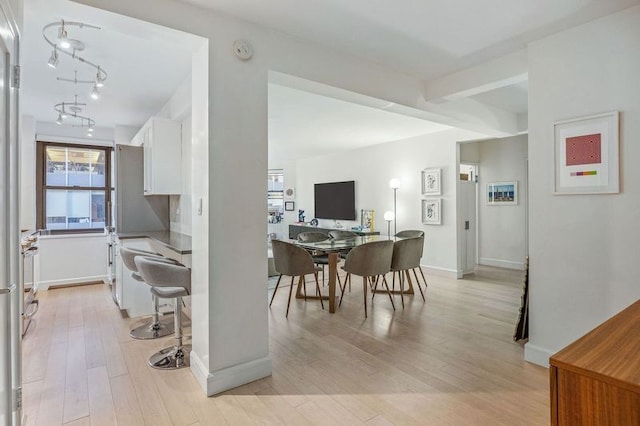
[{"xmin": 314, "ymin": 180, "xmax": 356, "ymax": 220}]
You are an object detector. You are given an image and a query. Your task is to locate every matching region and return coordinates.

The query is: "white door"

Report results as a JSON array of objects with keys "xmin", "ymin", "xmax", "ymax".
[
  {"xmin": 0, "ymin": 1, "xmax": 20, "ymax": 424},
  {"xmin": 459, "ymin": 180, "xmax": 477, "ymax": 274}
]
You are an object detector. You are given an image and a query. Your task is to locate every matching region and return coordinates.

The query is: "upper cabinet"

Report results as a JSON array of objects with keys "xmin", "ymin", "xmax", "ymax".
[{"xmin": 132, "ymin": 117, "xmax": 182, "ymax": 195}]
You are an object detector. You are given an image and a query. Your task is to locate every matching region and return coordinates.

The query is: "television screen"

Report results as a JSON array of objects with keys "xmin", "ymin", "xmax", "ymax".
[{"xmin": 314, "ymin": 181, "xmax": 356, "ymax": 220}]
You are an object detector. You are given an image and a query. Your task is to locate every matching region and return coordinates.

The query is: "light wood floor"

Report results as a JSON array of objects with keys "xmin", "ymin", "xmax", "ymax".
[{"xmin": 22, "ymin": 267, "xmax": 549, "ymax": 425}]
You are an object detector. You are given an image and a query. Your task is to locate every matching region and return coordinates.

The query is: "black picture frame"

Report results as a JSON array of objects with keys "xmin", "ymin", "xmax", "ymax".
[{"xmin": 284, "ymin": 201, "xmax": 295, "ymax": 211}]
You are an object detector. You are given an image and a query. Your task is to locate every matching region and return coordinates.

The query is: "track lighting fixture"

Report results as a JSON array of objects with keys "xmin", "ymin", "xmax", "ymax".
[
  {"xmin": 43, "ymin": 20, "xmax": 108, "ymax": 86},
  {"xmin": 47, "ymin": 47, "xmax": 59, "ymax": 68},
  {"xmin": 53, "ymin": 95, "xmax": 96, "ymax": 131}
]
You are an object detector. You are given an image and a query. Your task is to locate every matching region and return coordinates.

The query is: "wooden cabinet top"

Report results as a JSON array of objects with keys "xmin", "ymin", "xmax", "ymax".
[{"xmin": 550, "ymin": 299, "xmax": 640, "ymax": 393}]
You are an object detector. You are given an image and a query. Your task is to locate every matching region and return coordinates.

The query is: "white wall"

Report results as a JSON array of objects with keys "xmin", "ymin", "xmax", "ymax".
[
  {"xmin": 20, "ymin": 115, "xmax": 36, "ymax": 230},
  {"xmin": 297, "ymin": 128, "xmax": 483, "ymax": 274},
  {"xmin": 37, "ymin": 234, "xmax": 107, "ymax": 288},
  {"xmin": 526, "ymin": 5, "xmax": 640, "ymax": 366},
  {"xmin": 462, "ymin": 135, "xmax": 528, "ymax": 270}
]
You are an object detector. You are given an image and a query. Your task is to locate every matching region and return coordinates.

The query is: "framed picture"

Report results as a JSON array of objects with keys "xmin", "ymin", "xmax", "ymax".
[
  {"xmin": 422, "ymin": 168, "xmax": 441, "ymax": 195},
  {"xmin": 421, "ymin": 198, "xmax": 441, "ymax": 225},
  {"xmin": 487, "ymin": 181, "xmax": 518, "ymax": 205},
  {"xmin": 284, "ymin": 201, "xmax": 295, "ymax": 211},
  {"xmin": 554, "ymin": 111, "xmax": 619, "ymax": 194},
  {"xmin": 360, "ymin": 209, "xmax": 375, "ymax": 230}
]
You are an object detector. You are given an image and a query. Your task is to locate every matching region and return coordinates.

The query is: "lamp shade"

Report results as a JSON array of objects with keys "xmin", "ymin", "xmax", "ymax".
[
  {"xmin": 383, "ymin": 210, "xmax": 395, "ymax": 221},
  {"xmin": 389, "ymin": 178, "xmax": 401, "ymax": 189}
]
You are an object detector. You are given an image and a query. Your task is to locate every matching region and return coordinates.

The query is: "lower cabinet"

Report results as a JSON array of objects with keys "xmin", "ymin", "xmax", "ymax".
[{"xmin": 114, "ymin": 237, "xmax": 189, "ymax": 318}]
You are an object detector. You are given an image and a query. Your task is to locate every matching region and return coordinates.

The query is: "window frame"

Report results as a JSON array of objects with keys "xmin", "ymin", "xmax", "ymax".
[{"xmin": 36, "ymin": 140, "xmax": 113, "ymax": 234}]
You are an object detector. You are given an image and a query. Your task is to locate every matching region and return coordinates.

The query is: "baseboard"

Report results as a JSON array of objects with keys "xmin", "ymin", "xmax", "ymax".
[
  {"xmin": 479, "ymin": 258, "xmax": 524, "ymax": 270},
  {"xmin": 421, "ymin": 264, "xmax": 459, "ymax": 279},
  {"xmin": 524, "ymin": 342, "xmax": 552, "ymax": 367},
  {"xmin": 39, "ymin": 275, "xmax": 107, "ymax": 290},
  {"xmin": 191, "ymin": 351, "xmax": 272, "ymax": 396}
]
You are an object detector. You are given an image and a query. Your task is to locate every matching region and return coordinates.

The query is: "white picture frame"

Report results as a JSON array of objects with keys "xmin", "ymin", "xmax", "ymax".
[
  {"xmin": 421, "ymin": 168, "xmax": 441, "ymax": 195},
  {"xmin": 421, "ymin": 198, "xmax": 441, "ymax": 225},
  {"xmin": 553, "ymin": 111, "xmax": 619, "ymax": 194},
  {"xmin": 487, "ymin": 181, "xmax": 518, "ymax": 206}
]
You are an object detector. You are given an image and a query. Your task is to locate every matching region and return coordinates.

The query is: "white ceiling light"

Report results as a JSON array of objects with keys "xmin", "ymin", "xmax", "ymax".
[
  {"xmin": 47, "ymin": 47, "xmax": 59, "ymax": 68},
  {"xmin": 58, "ymin": 70, "xmax": 104, "ymax": 100},
  {"xmin": 57, "ymin": 21, "xmax": 71, "ymax": 49},
  {"xmin": 95, "ymin": 67, "xmax": 105, "ymax": 88},
  {"xmin": 56, "ymin": 113, "xmax": 63, "ymax": 125}
]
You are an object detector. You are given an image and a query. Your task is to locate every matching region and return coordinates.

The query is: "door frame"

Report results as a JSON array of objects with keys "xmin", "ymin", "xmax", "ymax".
[
  {"xmin": 0, "ymin": 0, "xmax": 20, "ymax": 424},
  {"xmin": 459, "ymin": 161, "xmax": 480, "ymax": 274}
]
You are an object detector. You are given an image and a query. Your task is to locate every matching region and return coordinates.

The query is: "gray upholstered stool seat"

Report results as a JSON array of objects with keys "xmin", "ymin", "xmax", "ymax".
[
  {"xmin": 135, "ymin": 256, "xmax": 191, "ymax": 370},
  {"xmin": 120, "ymin": 247, "xmax": 180, "ymax": 340}
]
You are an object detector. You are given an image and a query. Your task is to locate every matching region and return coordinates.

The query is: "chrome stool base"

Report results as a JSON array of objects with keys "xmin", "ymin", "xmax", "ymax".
[
  {"xmin": 148, "ymin": 344, "xmax": 191, "ymax": 370},
  {"xmin": 129, "ymin": 320, "xmax": 174, "ymax": 340}
]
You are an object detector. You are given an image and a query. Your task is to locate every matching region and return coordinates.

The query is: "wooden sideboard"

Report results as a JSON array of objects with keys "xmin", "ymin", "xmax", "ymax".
[
  {"xmin": 549, "ymin": 300, "xmax": 640, "ymax": 425},
  {"xmin": 288, "ymin": 224, "xmax": 379, "ymax": 240}
]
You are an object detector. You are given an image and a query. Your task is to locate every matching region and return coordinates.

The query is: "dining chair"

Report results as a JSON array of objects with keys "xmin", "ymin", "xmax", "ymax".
[
  {"xmin": 394, "ymin": 230, "xmax": 427, "ymax": 291},
  {"xmin": 340, "ymin": 240, "xmax": 395, "ymax": 318},
  {"xmin": 297, "ymin": 232, "xmax": 340, "ymax": 288},
  {"xmin": 270, "ymin": 239, "xmax": 324, "ymax": 317},
  {"xmin": 386, "ymin": 236, "xmax": 426, "ymax": 308},
  {"xmin": 328, "ymin": 230, "xmax": 357, "ymax": 240}
]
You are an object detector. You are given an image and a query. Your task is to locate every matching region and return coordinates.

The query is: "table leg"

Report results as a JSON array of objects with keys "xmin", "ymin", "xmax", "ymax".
[{"xmin": 329, "ymin": 252, "xmax": 338, "ymax": 313}]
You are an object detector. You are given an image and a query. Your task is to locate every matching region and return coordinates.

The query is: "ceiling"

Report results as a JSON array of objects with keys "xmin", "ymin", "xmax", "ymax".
[
  {"xmin": 21, "ymin": 0, "xmax": 639, "ymax": 161},
  {"xmin": 179, "ymin": 0, "xmax": 639, "ymax": 80},
  {"xmin": 22, "ymin": 0, "xmax": 198, "ymax": 130}
]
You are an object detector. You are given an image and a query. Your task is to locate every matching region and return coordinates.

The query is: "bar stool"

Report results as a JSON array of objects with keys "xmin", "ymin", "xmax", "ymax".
[
  {"xmin": 119, "ymin": 247, "xmax": 179, "ymax": 339},
  {"xmin": 135, "ymin": 256, "xmax": 191, "ymax": 369}
]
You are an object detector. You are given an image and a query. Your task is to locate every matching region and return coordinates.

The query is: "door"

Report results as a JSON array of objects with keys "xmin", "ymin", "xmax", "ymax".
[
  {"xmin": 459, "ymin": 163, "xmax": 478, "ymax": 275},
  {"xmin": 460, "ymin": 180, "xmax": 477, "ymax": 274},
  {"xmin": 0, "ymin": 1, "xmax": 20, "ymax": 424}
]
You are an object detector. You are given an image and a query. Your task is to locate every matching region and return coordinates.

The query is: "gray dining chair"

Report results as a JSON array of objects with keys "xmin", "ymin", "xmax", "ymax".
[
  {"xmin": 394, "ymin": 230, "xmax": 424, "ymax": 238},
  {"xmin": 270, "ymin": 239, "xmax": 324, "ymax": 317},
  {"xmin": 393, "ymin": 231, "xmax": 428, "ymax": 292},
  {"xmin": 340, "ymin": 240, "xmax": 395, "ymax": 318},
  {"xmin": 297, "ymin": 232, "xmax": 344, "ymax": 290},
  {"xmin": 387, "ymin": 236, "xmax": 426, "ymax": 308},
  {"xmin": 328, "ymin": 230, "xmax": 357, "ymax": 240}
]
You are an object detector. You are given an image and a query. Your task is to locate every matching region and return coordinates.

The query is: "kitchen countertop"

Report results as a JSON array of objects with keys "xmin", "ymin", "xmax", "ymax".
[{"xmin": 117, "ymin": 230, "xmax": 192, "ymax": 255}]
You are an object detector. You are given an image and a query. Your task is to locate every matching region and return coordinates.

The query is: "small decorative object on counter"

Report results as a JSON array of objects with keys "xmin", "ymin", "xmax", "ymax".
[
  {"xmin": 361, "ymin": 209, "xmax": 375, "ymax": 231},
  {"xmin": 298, "ymin": 209, "xmax": 305, "ymax": 223},
  {"xmin": 310, "ymin": 218, "xmax": 319, "ymax": 226}
]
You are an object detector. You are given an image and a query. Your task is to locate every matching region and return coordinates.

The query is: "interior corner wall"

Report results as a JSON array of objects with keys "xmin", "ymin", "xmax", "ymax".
[
  {"xmin": 477, "ymin": 135, "xmax": 528, "ymax": 270},
  {"xmin": 296, "ymin": 128, "xmax": 483, "ymax": 274},
  {"xmin": 526, "ymin": 5, "xmax": 640, "ymax": 366}
]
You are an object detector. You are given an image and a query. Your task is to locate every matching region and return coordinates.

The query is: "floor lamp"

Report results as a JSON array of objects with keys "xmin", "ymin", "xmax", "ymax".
[
  {"xmin": 384, "ymin": 210, "xmax": 394, "ymax": 238},
  {"xmin": 389, "ymin": 178, "xmax": 400, "ymax": 236}
]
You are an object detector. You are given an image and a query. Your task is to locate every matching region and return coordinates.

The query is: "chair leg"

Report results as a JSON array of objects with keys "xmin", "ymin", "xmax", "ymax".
[
  {"xmin": 381, "ymin": 275, "xmax": 395, "ymax": 310},
  {"xmin": 392, "ymin": 271, "xmax": 396, "ymax": 292},
  {"xmin": 300, "ymin": 275, "xmax": 307, "ymax": 301},
  {"xmin": 399, "ymin": 270, "xmax": 405, "ymax": 310},
  {"xmin": 314, "ymin": 273, "xmax": 324, "ymax": 310},
  {"xmin": 418, "ymin": 266, "xmax": 428, "ymax": 287},
  {"xmin": 286, "ymin": 276, "xmax": 295, "ymax": 317},
  {"xmin": 269, "ymin": 274, "xmax": 283, "ymax": 307},
  {"xmin": 339, "ymin": 273, "xmax": 349, "ymax": 307},
  {"xmin": 148, "ymin": 296, "xmax": 189, "ymax": 369},
  {"xmin": 412, "ymin": 268, "xmax": 426, "ymax": 302},
  {"xmin": 362, "ymin": 276, "xmax": 368, "ymax": 318}
]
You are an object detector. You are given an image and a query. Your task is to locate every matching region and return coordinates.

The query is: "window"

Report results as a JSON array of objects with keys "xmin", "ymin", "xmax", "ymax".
[
  {"xmin": 36, "ymin": 142, "xmax": 112, "ymax": 233},
  {"xmin": 267, "ymin": 169, "xmax": 284, "ymax": 223}
]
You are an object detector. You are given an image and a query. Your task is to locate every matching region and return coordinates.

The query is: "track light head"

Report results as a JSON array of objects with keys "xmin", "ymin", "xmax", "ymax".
[
  {"xmin": 90, "ymin": 84, "xmax": 100, "ymax": 100},
  {"xmin": 95, "ymin": 67, "xmax": 105, "ymax": 87},
  {"xmin": 58, "ymin": 22, "xmax": 71, "ymax": 49},
  {"xmin": 47, "ymin": 48, "xmax": 59, "ymax": 68},
  {"xmin": 56, "ymin": 113, "xmax": 63, "ymax": 125}
]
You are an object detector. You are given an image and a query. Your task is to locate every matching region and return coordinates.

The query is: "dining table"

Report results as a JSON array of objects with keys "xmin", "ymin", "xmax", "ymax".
[{"xmin": 295, "ymin": 235, "xmax": 405, "ymax": 313}]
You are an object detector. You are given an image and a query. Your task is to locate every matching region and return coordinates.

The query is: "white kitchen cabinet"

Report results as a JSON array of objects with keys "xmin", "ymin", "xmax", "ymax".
[
  {"xmin": 131, "ymin": 117, "xmax": 182, "ymax": 195},
  {"xmin": 114, "ymin": 236, "xmax": 189, "ymax": 319}
]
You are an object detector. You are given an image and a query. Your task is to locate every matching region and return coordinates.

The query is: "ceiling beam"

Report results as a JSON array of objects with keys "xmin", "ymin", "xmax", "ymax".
[{"xmin": 424, "ymin": 49, "xmax": 528, "ymax": 103}]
